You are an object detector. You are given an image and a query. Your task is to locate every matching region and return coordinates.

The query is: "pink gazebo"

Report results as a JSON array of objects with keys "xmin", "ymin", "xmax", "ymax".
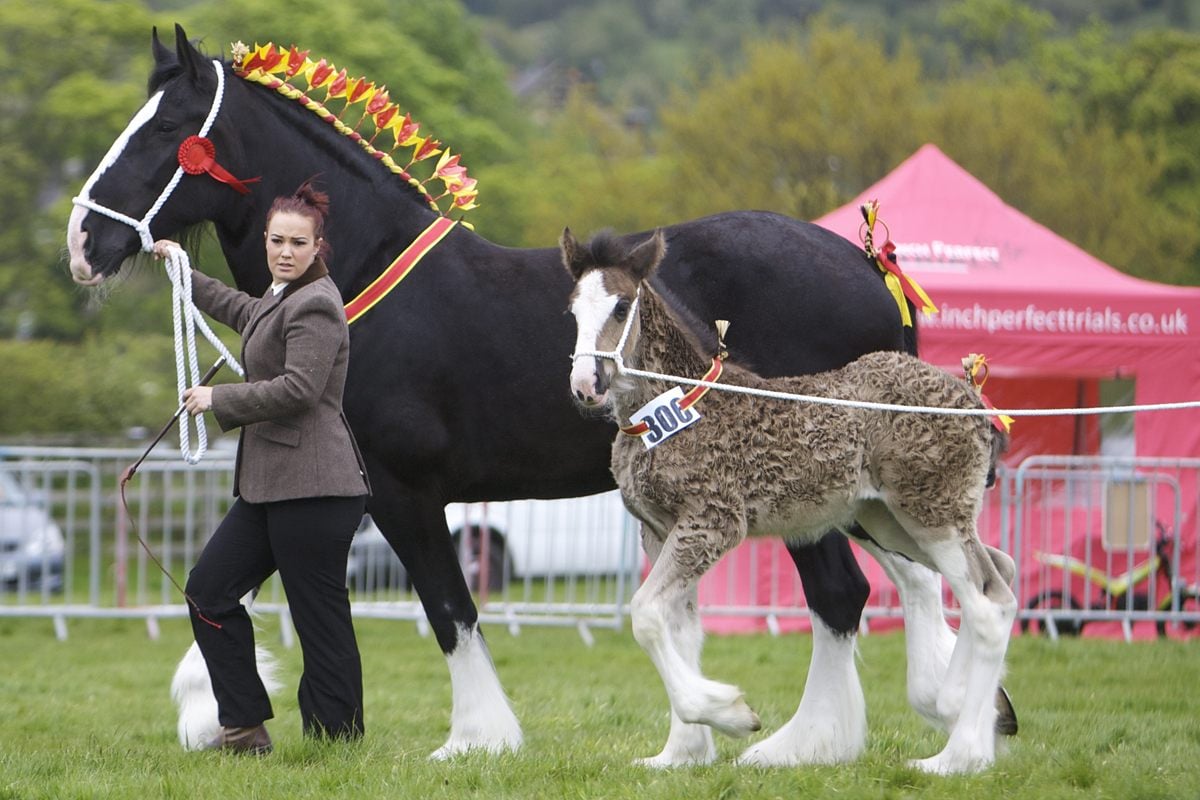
[{"xmin": 698, "ymin": 143, "xmax": 1200, "ymax": 635}]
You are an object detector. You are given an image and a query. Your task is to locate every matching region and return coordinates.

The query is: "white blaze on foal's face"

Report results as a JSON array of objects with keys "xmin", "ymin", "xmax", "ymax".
[{"xmin": 569, "ymin": 270, "xmax": 625, "ymax": 407}]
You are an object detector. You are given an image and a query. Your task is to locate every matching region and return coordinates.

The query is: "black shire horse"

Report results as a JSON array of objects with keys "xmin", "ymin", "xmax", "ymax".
[{"xmin": 66, "ymin": 27, "xmax": 1009, "ymax": 763}]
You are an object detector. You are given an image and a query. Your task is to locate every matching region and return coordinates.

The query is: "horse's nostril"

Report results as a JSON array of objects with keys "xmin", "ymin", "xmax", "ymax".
[{"xmin": 575, "ymin": 390, "xmax": 585, "ymax": 401}]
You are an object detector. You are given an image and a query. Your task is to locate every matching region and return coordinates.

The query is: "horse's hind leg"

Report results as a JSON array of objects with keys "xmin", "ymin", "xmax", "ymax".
[
  {"xmin": 912, "ymin": 535, "xmax": 1016, "ymax": 775},
  {"xmin": 634, "ymin": 526, "xmax": 716, "ymax": 767},
  {"xmin": 631, "ymin": 512, "xmax": 760, "ymax": 747},
  {"xmin": 363, "ymin": 465, "xmax": 522, "ymax": 758},
  {"xmin": 738, "ymin": 534, "xmax": 867, "ymax": 766}
]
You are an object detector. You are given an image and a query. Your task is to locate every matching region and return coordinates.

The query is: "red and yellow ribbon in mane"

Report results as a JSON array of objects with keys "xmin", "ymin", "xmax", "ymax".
[
  {"xmin": 860, "ymin": 200, "xmax": 937, "ymax": 327},
  {"xmin": 230, "ymin": 41, "xmax": 478, "ymax": 219},
  {"xmin": 962, "ymin": 353, "xmax": 1013, "ymax": 433}
]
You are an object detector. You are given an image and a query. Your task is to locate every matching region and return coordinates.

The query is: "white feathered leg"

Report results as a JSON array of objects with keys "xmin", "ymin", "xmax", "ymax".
[
  {"xmin": 856, "ymin": 541, "xmax": 960, "ymax": 731},
  {"xmin": 430, "ymin": 623, "xmax": 523, "ymax": 759},
  {"xmin": 634, "ymin": 526, "xmax": 715, "ymax": 768},
  {"xmin": 737, "ymin": 615, "xmax": 866, "ymax": 766},
  {"xmin": 634, "ymin": 583, "xmax": 717, "ymax": 767}
]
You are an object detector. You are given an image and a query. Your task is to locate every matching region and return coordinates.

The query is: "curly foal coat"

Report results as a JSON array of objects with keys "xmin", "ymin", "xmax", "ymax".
[{"xmin": 563, "ymin": 228, "xmax": 1016, "ymax": 774}]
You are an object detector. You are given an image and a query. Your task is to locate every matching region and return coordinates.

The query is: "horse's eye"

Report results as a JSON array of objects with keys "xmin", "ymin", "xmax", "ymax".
[
  {"xmin": 613, "ymin": 299, "xmax": 631, "ymax": 322},
  {"xmin": 156, "ymin": 119, "xmax": 179, "ymax": 134}
]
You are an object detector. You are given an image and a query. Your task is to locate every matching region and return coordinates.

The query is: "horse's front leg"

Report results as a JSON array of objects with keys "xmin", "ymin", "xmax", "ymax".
[
  {"xmin": 363, "ymin": 465, "xmax": 521, "ymax": 758},
  {"xmin": 738, "ymin": 533, "xmax": 868, "ymax": 766},
  {"xmin": 634, "ymin": 524, "xmax": 716, "ymax": 768},
  {"xmin": 631, "ymin": 511, "xmax": 760, "ymax": 757}
]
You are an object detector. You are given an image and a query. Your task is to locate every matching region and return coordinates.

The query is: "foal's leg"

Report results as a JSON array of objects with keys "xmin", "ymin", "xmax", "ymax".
[
  {"xmin": 738, "ymin": 535, "xmax": 868, "ymax": 766},
  {"xmin": 631, "ymin": 513, "xmax": 760, "ymax": 744},
  {"xmin": 911, "ymin": 535, "xmax": 1016, "ymax": 774},
  {"xmin": 848, "ymin": 524, "xmax": 960, "ymax": 732},
  {"xmin": 854, "ymin": 504, "xmax": 1019, "ymax": 737},
  {"xmin": 636, "ymin": 526, "xmax": 716, "ymax": 767}
]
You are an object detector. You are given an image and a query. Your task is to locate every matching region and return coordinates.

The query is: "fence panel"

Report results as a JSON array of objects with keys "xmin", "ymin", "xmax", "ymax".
[{"xmin": 5, "ymin": 448, "xmax": 1197, "ymax": 642}]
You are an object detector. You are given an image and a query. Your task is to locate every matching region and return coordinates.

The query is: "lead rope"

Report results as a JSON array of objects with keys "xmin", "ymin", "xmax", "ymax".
[{"xmin": 160, "ymin": 244, "xmax": 244, "ymax": 464}]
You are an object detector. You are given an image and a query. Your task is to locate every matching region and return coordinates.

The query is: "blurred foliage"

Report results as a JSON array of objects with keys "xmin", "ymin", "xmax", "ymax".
[{"xmin": 5, "ymin": 0, "xmax": 1200, "ymax": 435}]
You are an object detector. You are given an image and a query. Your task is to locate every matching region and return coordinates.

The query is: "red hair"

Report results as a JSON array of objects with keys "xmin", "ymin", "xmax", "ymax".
[{"xmin": 267, "ymin": 177, "xmax": 331, "ymax": 258}]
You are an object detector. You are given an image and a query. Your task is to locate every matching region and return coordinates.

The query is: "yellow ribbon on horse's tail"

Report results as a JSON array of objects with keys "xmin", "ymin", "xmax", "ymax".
[{"xmin": 858, "ymin": 200, "xmax": 937, "ymax": 327}]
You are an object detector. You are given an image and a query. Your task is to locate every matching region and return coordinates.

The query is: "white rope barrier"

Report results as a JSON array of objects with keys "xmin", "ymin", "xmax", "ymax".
[
  {"xmin": 572, "ymin": 293, "xmax": 1200, "ymax": 418},
  {"xmin": 161, "ymin": 246, "xmax": 243, "ymax": 464}
]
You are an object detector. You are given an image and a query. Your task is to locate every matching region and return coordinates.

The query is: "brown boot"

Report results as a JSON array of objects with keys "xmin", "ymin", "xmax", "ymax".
[{"xmin": 205, "ymin": 724, "xmax": 273, "ymax": 755}]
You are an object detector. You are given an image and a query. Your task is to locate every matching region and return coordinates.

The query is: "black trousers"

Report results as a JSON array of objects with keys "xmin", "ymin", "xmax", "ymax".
[{"xmin": 186, "ymin": 494, "xmax": 366, "ymax": 738}]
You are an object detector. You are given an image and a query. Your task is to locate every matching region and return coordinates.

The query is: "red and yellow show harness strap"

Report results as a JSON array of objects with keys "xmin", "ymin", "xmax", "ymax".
[
  {"xmin": 620, "ymin": 357, "xmax": 725, "ymax": 437},
  {"xmin": 344, "ymin": 216, "xmax": 457, "ymax": 324}
]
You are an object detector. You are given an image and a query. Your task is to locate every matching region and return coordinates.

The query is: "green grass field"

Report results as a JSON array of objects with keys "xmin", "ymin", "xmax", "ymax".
[{"xmin": 2, "ymin": 615, "xmax": 1197, "ymax": 799}]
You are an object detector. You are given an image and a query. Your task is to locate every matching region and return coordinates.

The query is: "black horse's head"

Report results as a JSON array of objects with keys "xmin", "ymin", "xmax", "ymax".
[{"xmin": 67, "ymin": 24, "xmax": 252, "ymax": 284}]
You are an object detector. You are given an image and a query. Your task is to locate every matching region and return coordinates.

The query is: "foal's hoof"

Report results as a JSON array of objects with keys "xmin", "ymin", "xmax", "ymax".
[
  {"xmin": 994, "ymin": 686, "xmax": 1018, "ymax": 736},
  {"xmin": 705, "ymin": 697, "xmax": 762, "ymax": 739}
]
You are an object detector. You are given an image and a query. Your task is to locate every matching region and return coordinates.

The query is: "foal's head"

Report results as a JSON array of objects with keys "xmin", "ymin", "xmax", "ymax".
[{"xmin": 560, "ymin": 227, "xmax": 666, "ymax": 410}]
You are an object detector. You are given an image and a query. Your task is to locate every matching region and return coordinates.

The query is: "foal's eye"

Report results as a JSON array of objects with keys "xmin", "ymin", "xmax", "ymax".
[{"xmin": 613, "ymin": 299, "xmax": 631, "ymax": 322}]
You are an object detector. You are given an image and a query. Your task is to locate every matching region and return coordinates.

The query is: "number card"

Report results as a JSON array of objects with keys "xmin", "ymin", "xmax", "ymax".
[{"xmin": 628, "ymin": 387, "xmax": 701, "ymax": 450}]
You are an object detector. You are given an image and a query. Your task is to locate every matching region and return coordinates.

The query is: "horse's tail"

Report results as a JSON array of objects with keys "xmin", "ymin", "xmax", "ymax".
[
  {"xmin": 170, "ymin": 591, "xmax": 283, "ymax": 750},
  {"xmin": 902, "ymin": 298, "xmax": 920, "ymax": 358},
  {"xmin": 986, "ymin": 418, "xmax": 1010, "ymax": 489}
]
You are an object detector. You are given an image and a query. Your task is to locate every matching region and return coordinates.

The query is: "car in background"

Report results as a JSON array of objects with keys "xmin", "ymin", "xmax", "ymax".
[
  {"xmin": 0, "ymin": 469, "xmax": 66, "ymax": 593},
  {"xmin": 346, "ymin": 490, "xmax": 639, "ymax": 593}
]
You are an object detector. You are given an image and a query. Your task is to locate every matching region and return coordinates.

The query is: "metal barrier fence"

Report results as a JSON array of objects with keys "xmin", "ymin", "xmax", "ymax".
[{"xmin": 3, "ymin": 447, "xmax": 1197, "ymax": 642}]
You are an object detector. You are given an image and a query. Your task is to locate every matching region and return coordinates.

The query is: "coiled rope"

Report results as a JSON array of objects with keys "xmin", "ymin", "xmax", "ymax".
[{"xmin": 160, "ymin": 244, "xmax": 243, "ymax": 463}]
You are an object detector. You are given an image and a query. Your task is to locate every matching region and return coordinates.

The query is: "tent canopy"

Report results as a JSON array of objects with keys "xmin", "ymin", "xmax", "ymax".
[{"xmin": 815, "ymin": 143, "xmax": 1200, "ymax": 461}]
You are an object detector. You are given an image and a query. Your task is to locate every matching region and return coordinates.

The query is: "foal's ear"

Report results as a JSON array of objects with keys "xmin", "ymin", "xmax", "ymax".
[
  {"xmin": 174, "ymin": 23, "xmax": 204, "ymax": 82},
  {"xmin": 560, "ymin": 227, "xmax": 587, "ymax": 281},
  {"xmin": 626, "ymin": 229, "xmax": 666, "ymax": 282}
]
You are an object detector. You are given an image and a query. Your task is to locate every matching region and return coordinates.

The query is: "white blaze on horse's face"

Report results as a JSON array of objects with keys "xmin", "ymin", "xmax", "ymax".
[
  {"xmin": 67, "ymin": 91, "xmax": 164, "ymax": 285},
  {"xmin": 569, "ymin": 270, "xmax": 624, "ymax": 408}
]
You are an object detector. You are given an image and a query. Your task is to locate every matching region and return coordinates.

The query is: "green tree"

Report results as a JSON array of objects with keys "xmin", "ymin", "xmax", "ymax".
[
  {"xmin": 179, "ymin": 0, "xmax": 529, "ymax": 169},
  {"xmin": 657, "ymin": 23, "xmax": 925, "ymax": 223},
  {"xmin": 0, "ymin": 0, "xmax": 155, "ymax": 340}
]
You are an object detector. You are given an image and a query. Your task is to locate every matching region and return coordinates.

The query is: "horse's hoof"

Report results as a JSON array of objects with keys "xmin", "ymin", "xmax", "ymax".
[
  {"xmin": 912, "ymin": 753, "xmax": 988, "ymax": 772},
  {"xmin": 994, "ymin": 686, "xmax": 1018, "ymax": 736},
  {"xmin": 909, "ymin": 748, "xmax": 992, "ymax": 775},
  {"xmin": 633, "ymin": 747, "xmax": 716, "ymax": 769}
]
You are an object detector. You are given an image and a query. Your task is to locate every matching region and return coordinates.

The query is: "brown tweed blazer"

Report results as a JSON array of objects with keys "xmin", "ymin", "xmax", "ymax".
[{"xmin": 189, "ymin": 259, "xmax": 370, "ymax": 503}]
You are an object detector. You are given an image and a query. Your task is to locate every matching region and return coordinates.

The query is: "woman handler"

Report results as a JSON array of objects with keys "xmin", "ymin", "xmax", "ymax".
[{"xmin": 155, "ymin": 179, "xmax": 369, "ymax": 754}]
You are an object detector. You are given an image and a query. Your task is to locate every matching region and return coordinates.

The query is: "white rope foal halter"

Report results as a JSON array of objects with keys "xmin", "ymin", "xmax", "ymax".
[{"xmin": 71, "ymin": 59, "xmax": 245, "ymax": 464}]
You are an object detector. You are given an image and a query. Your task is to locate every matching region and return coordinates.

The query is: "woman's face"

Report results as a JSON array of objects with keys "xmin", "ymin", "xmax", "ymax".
[{"xmin": 264, "ymin": 211, "xmax": 320, "ymax": 284}]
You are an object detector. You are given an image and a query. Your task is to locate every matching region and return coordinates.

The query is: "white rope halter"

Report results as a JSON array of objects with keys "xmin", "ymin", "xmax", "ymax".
[
  {"xmin": 572, "ymin": 287, "xmax": 1200, "ymax": 419},
  {"xmin": 71, "ymin": 59, "xmax": 246, "ymax": 463},
  {"xmin": 71, "ymin": 60, "xmax": 227, "ymax": 253}
]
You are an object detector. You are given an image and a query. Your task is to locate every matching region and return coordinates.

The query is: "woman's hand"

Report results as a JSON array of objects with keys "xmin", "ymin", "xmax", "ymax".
[
  {"xmin": 182, "ymin": 386, "xmax": 214, "ymax": 416},
  {"xmin": 152, "ymin": 239, "xmax": 182, "ymax": 260}
]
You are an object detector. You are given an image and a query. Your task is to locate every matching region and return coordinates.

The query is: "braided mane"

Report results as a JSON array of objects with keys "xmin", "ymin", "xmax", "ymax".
[{"xmin": 232, "ymin": 41, "xmax": 478, "ymax": 220}]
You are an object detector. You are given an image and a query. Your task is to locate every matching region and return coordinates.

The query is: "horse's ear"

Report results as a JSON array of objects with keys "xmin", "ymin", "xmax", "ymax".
[
  {"xmin": 152, "ymin": 26, "xmax": 172, "ymax": 66},
  {"xmin": 560, "ymin": 227, "xmax": 587, "ymax": 281},
  {"xmin": 626, "ymin": 229, "xmax": 666, "ymax": 283},
  {"xmin": 173, "ymin": 23, "xmax": 204, "ymax": 82}
]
